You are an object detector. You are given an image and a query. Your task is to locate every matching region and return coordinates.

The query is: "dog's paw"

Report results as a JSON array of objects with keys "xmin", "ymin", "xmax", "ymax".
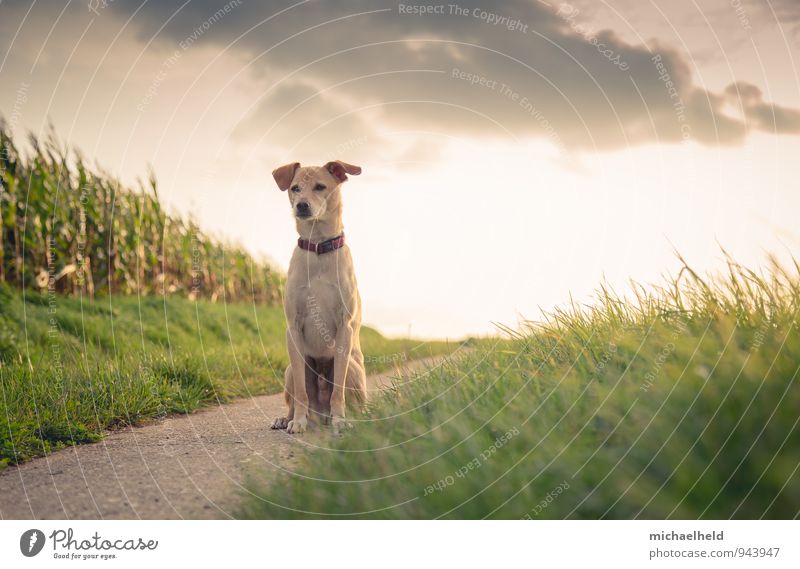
[
  {"xmin": 287, "ymin": 417, "xmax": 308, "ymax": 434},
  {"xmin": 332, "ymin": 416, "xmax": 352, "ymax": 436},
  {"xmin": 270, "ymin": 416, "xmax": 289, "ymax": 430}
]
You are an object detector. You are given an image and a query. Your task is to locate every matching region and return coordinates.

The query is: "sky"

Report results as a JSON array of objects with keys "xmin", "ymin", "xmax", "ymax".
[{"xmin": 1, "ymin": 0, "xmax": 799, "ymax": 338}]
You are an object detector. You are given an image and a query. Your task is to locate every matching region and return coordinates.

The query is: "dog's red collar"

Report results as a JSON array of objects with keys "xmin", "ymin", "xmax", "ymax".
[{"xmin": 297, "ymin": 234, "xmax": 345, "ymax": 255}]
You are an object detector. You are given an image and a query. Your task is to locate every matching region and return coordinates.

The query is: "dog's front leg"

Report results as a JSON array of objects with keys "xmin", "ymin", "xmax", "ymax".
[
  {"xmin": 286, "ymin": 328, "xmax": 309, "ymax": 434},
  {"xmin": 331, "ymin": 323, "xmax": 354, "ymax": 434}
]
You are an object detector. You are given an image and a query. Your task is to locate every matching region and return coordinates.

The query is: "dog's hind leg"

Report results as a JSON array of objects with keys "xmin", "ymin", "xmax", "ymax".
[
  {"xmin": 330, "ymin": 354, "xmax": 366, "ymax": 434},
  {"xmin": 270, "ymin": 365, "xmax": 295, "ymax": 430},
  {"xmin": 347, "ymin": 326, "xmax": 367, "ymax": 408},
  {"xmin": 330, "ymin": 325, "xmax": 358, "ymax": 434},
  {"xmin": 345, "ymin": 354, "xmax": 367, "ymax": 407}
]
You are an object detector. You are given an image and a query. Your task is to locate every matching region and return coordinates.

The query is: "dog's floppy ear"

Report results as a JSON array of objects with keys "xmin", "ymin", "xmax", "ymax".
[
  {"xmin": 272, "ymin": 162, "xmax": 301, "ymax": 191},
  {"xmin": 324, "ymin": 160, "xmax": 361, "ymax": 183}
]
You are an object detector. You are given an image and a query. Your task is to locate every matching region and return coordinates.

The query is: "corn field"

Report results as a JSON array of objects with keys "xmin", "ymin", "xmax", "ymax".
[{"xmin": 0, "ymin": 122, "xmax": 283, "ymax": 304}]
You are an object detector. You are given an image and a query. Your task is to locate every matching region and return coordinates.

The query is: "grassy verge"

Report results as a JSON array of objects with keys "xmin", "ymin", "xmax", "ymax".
[
  {"xmin": 241, "ymin": 257, "xmax": 800, "ymax": 519},
  {"xmin": 0, "ymin": 286, "xmax": 458, "ymax": 469}
]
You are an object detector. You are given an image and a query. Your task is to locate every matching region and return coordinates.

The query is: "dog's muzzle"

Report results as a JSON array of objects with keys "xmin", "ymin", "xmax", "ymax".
[{"xmin": 295, "ymin": 201, "xmax": 311, "ymax": 218}]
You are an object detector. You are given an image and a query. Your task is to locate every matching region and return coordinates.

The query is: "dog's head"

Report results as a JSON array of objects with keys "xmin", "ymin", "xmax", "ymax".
[{"xmin": 272, "ymin": 161, "xmax": 361, "ymax": 221}]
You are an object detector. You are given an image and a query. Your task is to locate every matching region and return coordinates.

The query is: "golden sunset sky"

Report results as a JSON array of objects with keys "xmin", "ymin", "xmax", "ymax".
[{"xmin": 1, "ymin": 0, "xmax": 799, "ymax": 336}]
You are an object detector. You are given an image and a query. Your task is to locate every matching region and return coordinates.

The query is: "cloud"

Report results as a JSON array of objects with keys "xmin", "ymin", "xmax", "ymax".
[
  {"xmin": 741, "ymin": 0, "xmax": 800, "ymax": 46},
  {"xmin": 761, "ymin": 0, "xmax": 800, "ymax": 23},
  {"xmin": 93, "ymin": 0, "xmax": 800, "ymax": 151},
  {"xmin": 724, "ymin": 81, "xmax": 800, "ymax": 133},
  {"xmin": 233, "ymin": 81, "xmax": 373, "ymax": 150}
]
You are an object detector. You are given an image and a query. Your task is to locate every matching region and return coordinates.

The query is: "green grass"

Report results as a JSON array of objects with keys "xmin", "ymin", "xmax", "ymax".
[
  {"xmin": 240, "ymin": 256, "xmax": 800, "ymax": 519},
  {"xmin": 0, "ymin": 285, "xmax": 457, "ymax": 469}
]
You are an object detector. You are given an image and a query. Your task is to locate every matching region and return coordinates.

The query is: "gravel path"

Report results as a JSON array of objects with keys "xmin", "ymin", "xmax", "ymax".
[{"xmin": 0, "ymin": 357, "xmax": 442, "ymax": 519}]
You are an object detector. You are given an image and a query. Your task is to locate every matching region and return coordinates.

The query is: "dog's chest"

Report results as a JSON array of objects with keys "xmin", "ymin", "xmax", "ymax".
[
  {"xmin": 291, "ymin": 278, "xmax": 342, "ymax": 357},
  {"xmin": 285, "ymin": 250, "xmax": 357, "ymax": 356}
]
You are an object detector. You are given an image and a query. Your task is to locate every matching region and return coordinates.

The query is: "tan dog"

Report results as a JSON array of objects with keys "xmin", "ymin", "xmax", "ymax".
[{"xmin": 269, "ymin": 160, "xmax": 367, "ymax": 434}]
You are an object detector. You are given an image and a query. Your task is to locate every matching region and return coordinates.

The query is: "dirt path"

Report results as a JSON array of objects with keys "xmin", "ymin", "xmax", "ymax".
[{"xmin": 0, "ymin": 357, "xmax": 445, "ymax": 520}]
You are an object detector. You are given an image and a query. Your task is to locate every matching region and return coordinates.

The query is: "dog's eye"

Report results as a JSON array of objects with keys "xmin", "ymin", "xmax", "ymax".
[
  {"xmin": 290, "ymin": 185, "xmax": 300, "ymax": 193},
  {"xmin": 313, "ymin": 183, "xmax": 326, "ymax": 192}
]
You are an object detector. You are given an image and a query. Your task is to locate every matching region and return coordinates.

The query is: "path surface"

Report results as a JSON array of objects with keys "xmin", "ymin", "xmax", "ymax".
[{"xmin": 0, "ymin": 358, "xmax": 443, "ymax": 520}]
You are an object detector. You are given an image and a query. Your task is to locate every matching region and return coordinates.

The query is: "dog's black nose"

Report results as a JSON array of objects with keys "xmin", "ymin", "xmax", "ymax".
[{"xmin": 296, "ymin": 202, "xmax": 310, "ymax": 216}]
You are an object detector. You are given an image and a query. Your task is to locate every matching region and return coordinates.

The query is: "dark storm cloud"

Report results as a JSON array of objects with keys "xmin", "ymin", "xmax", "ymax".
[{"xmin": 105, "ymin": 0, "xmax": 800, "ymax": 150}]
